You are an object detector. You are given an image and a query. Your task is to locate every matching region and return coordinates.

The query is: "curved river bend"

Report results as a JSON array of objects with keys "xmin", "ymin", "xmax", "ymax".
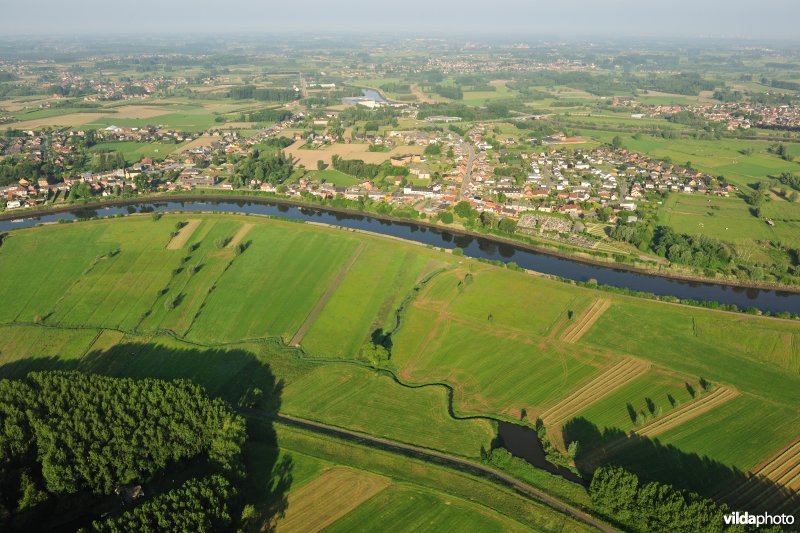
[{"xmin": 1, "ymin": 199, "xmax": 798, "ymax": 315}]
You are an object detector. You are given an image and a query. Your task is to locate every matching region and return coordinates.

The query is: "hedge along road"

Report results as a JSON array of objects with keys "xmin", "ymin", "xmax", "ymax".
[
  {"xmin": 1, "ymin": 195, "xmax": 798, "ymax": 314},
  {"xmin": 242, "ymin": 409, "xmax": 616, "ymax": 533}
]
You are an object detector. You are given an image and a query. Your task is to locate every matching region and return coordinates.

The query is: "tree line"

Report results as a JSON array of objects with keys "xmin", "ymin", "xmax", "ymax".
[
  {"xmin": 590, "ymin": 466, "xmax": 731, "ymax": 532},
  {"xmin": 228, "ymin": 85, "xmax": 300, "ymax": 102}
]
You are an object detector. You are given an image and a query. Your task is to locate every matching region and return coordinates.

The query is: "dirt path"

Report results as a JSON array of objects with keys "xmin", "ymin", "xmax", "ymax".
[
  {"xmin": 634, "ymin": 385, "xmax": 739, "ymax": 438},
  {"xmin": 540, "ymin": 357, "xmax": 651, "ymax": 430},
  {"xmin": 410, "ymin": 83, "xmax": 436, "ymax": 104},
  {"xmin": 226, "ymin": 222, "xmax": 253, "ymax": 249},
  {"xmin": 560, "ymin": 299, "xmax": 611, "ymax": 344},
  {"xmin": 288, "ymin": 243, "xmax": 365, "ymax": 347},
  {"xmin": 165, "ymin": 219, "xmax": 201, "ymax": 250}
]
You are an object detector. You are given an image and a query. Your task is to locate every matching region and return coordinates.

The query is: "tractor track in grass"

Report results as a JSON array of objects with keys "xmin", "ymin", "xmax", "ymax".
[{"xmin": 288, "ymin": 243, "xmax": 365, "ymax": 347}]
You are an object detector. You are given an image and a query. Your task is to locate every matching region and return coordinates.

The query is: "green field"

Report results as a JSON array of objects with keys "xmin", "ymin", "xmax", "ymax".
[
  {"xmin": 82, "ymin": 112, "xmax": 219, "ymax": 132},
  {"xmin": 657, "ymin": 193, "xmax": 800, "ymax": 258},
  {"xmin": 268, "ymin": 424, "xmax": 591, "ymax": 532},
  {"xmin": 580, "ymin": 130, "xmax": 800, "ymax": 190},
  {"xmin": 0, "ymin": 213, "xmax": 797, "ymax": 509},
  {"xmin": 90, "ymin": 141, "xmax": 186, "ymax": 162},
  {"xmin": 308, "ymin": 168, "xmax": 362, "ymax": 187}
]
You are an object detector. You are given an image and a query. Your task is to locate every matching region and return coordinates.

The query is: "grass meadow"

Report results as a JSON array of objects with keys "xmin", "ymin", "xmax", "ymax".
[{"xmin": 0, "ymin": 213, "xmax": 797, "ymax": 504}]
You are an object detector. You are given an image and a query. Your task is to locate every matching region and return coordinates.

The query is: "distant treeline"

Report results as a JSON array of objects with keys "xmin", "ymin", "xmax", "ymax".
[
  {"xmin": 237, "ymin": 108, "xmax": 293, "ymax": 123},
  {"xmin": 229, "ymin": 85, "xmax": 300, "ymax": 102}
]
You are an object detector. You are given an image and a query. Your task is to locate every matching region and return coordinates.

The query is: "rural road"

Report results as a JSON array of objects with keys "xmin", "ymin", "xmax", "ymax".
[
  {"xmin": 457, "ymin": 142, "xmax": 476, "ymax": 201},
  {"xmin": 243, "ymin": 410, "xmax": 615, "ymax": 533}
]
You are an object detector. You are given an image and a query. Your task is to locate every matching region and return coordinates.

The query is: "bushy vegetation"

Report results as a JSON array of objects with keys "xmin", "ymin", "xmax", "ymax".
[
  {"xmin": 235, "ymin": 149, "xmax": 294, "ymax": 186},
  {"xmin": 590, "ymin": 466, "xmax": 727, "ymax": 532}
]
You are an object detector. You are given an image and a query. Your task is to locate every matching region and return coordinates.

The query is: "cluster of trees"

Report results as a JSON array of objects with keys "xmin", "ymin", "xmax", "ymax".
[
  {"xmin": 768, "ymin": 142, "xmax": 793, "ymax": 161},
  {"xmin": 228, "ymin": 85, "xmax": 299, "ymax": 102},
  {"xmin": 0, "ymin": 372, "xmax": 245, "ymax": 529},
  {"xmin": 610, "ymin": 223, "xmax": 733, "ymax": 270},
  {"xmin": 261, "ymin": 136, "xmax": 294, "ymax": 150},
  {"xmin": 776, "ymin": 171, "xmax": 800, "ymax": 192},
  {"xmin": 91, "ymin": 476, "xmax": 235, "ymax": 532},
  {"xmin": 590, "ymin": 466, "xmax": 727, "ymax": 532},
  {"xmin": 90, "ymin": 151, "xmax": 127, "ymax": 172},
  {"xmin": 0, "ymin": 156, "xmax": 54, "ymax": 186},
  {"xmin": 331, "ymin": 155, "xmax": 382, "ymax": 180},
  {"xmin": 453, "ymin": 201, "xmax": 517, "ymax": 234},
  {"xmin": 237, "ymin": 108, "xmax": 293, "ymax": 123},
  {"xmin": 651, "ymin": 226, "xmax": 733, "ymax": 269},
  {"xmin": 379, "ymin": 82, "xmax": 411, "ymax": 93},
  {"xmin": 431, "ymin": 84, "xmax": 463, "ymax": 100},
  {"xmin": 609, "ymin": 222, "xmax": 654, "ymax": 251},
  {"xmin": 235, "ymin": 150, "xmax": 294, "ymax": 186}
]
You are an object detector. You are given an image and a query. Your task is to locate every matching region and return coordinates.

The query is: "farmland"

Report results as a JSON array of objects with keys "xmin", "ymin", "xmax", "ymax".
[
  {"xmin": 0, "ymin": 212, "xmax": 797, "ymax": 514},
  {"xmin": 90, "ymin": 140, "xmax": 187, "ymax": 162}
]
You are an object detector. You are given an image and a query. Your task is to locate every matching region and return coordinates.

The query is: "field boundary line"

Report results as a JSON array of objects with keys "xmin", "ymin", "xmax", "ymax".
[
  {"xmin": 560, "ymin": 299, "xmax": 611, "ymax": 344},
  {"xmin": 288, "ymin": 242, "xmax": 366, "ymax": 347}
]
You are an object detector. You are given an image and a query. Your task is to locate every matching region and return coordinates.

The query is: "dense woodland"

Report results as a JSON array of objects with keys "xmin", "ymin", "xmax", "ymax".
[{"xmin": 0, "ymin": 372, "xmax": 245, "ymax": 531}]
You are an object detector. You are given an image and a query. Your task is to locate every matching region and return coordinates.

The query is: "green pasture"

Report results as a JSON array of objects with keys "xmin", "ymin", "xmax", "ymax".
[
  {"xmin": 571, "ymin": 369, "xmax": 698, "ymax": 433},
  {"xmin": 82, "ymin": 112, "xmax": 219, "ymax": 132},
  {"xmin": 309, "ymin": 169, "xmax": 362, "ymax": 187},
  {"xmin": 0, "ymin": 213, "xmax": 797, "ymax": 501},
  {"xmin": 657, "ymin": 193, "xmax": 800, "ymax": 248},
  {"xmin": 90, "ymin": 141, "xmax": 186, "ymax": 161},
  {"xmin": 281, "ymin": 364, "xmax": 495, "ymax": 458}
]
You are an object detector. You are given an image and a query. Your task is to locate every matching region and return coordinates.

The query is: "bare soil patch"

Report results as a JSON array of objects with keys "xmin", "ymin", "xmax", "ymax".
[
  {"xmin": 166, "ymin": 219, "xmax": 201, "ymax": 250},
  {"xmin": 226, "ymin": 223, "xmax": 254, "ymax": 249}
]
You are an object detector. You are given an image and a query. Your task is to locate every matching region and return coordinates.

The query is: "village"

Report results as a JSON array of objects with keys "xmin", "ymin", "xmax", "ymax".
[
  {"xmin": 613, "ymin": 97, "xmax": 800, "ymax": 131},
  {"xmin": 0, "ymin": 108, "xmax": 737, "ymax": 258}
]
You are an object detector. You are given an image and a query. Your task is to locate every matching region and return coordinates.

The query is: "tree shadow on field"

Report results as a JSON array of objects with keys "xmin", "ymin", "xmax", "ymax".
[
  {"xmin": 563, "ymin": 417, "xmax": 800, "ymax": 515},
  {"xmin": 0, "ymin": 342, "xmax": 292, "ymax": 532}
]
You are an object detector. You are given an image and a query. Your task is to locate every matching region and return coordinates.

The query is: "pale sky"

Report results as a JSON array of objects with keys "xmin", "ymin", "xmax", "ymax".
[{"xmin": 1, "ymin": 0, "xmax": 799, "ymax": 40}]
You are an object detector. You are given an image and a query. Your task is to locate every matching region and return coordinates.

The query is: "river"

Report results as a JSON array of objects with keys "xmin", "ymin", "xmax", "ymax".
[{"xmin": 1, "ymin": 199, "xmax": 798, "ymax": 314}]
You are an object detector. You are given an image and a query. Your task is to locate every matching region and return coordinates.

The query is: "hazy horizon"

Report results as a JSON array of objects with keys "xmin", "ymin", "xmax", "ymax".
[{"xmin": 2, "ymin": 0, "xmax": 800, "ymax": 41}]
